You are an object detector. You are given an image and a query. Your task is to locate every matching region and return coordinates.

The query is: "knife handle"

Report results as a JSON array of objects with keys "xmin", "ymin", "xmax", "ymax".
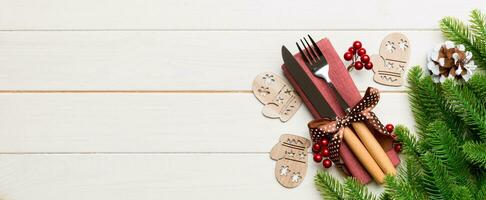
[
  {"xmin": 351, "ymin": 122, "xmax": 397, "ymax": 176},
  {"xmin": 343, "ymin": 127, "xmax": 385, "ymax": 184}
]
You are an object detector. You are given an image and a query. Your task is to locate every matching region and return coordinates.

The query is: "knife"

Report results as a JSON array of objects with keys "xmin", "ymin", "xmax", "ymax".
[
  {"xmin": 282, "ymin": 45, "xmax": 386, "ymax": 183},
  {"xmin": 281, "ymin": 45, "xmax": 334, "ymax": 118}
]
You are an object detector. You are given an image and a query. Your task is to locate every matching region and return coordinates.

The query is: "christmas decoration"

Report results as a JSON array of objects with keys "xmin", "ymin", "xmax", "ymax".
[
  {"xmin": 440, "ymin": 9, "xmax": 486, "ymax": 71},
  {"xmin": 323, "ymin": 159, "xmax": 333, "ymax": 168},
  {"xmin": 308, "ymin": 87, "xmax": 398, "ymax": 184},
  {"xmin": 314, "ymin": 153, "xmax": 323, "ymax": 162},
  {"xmin": 427, "ymin": 41, "xmax": 477, "ymax": 83},
  {"xmin": 252, "ymin": 72, "xmax": 301, "ymax": 122},
  {"xmin": 314, "ymin": 66, "xmax": 486, "ymax": 200},
  {"xmin": 343, "ymin": 40, "xmax": 374, "ymax": 71},
  {"xmin": 270, "ymin": 134, "xmax": 311, "ymax": 188},
  {"xmin": 393, "ymin": 143, "xmax": 402, "ymax": 152},
  {"xmin": 385, "ymin": 124, "xmax": 394, "ymax": 133},
  {"xmin": 370, "ymin": 32, "xmax": 411, "ymax": 87}
]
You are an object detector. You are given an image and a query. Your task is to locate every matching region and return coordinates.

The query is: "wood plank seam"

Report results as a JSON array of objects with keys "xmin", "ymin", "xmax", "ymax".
[{"xmin": 0, "ymin": 90, "xmax": 406, "ymax": 94}]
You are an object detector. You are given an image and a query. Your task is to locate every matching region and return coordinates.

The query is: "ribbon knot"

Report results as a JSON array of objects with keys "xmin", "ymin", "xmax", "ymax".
[{"xmin": 308, "ymin": 87, "xmax": 391, "ymax": 165}]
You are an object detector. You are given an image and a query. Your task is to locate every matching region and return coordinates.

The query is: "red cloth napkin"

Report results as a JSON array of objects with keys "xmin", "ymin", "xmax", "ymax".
[{"xmin": 282, "ymin": 38, "xmax": 400, "ymax": 184}]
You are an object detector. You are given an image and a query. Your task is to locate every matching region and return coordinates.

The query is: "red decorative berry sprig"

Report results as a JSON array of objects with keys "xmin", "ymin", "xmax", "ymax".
[
  {"xmin": 385, "ymin": 123, "xmax": 402, "ymax": 153},
  {"xmin": 312, "ymin": 138, "xmax": 333, "ymax": 168},
  {"xmin": 343, "ymin": 41, "xmax": 373, "ymax": 71}
]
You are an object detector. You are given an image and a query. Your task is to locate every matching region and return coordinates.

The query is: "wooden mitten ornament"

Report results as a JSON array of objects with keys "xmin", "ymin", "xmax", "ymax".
[
  {"xmin": 252, "ymin": 72, "xmax": 301, "ymax": 122},
  {"xmin": 371, "ymin": 33, "xmax": 411, "ymax": 86},
  {"xmin": 270, "ymin": 134, "xmax": 310, "ymax": 188}
]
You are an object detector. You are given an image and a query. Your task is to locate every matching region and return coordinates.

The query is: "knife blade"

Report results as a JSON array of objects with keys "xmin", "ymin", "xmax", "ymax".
[{"xmin": 281, "ymin": 45, "xmax": 335, "ymax": 118}]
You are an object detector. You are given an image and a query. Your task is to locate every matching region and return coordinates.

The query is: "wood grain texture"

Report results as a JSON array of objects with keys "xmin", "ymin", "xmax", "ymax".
[
  {"xmin": 0, "ymin": 93, "xmax": 413, "ymax": 153},
  {"xmin": 0, "ymin": 31, "xmax": 441, "ymax": 91},
  {"xmin": 0, "ymin": 154, "xmax": 386, "ymax": 200},
  {"xmin": 1, "ymin": 1, "xmax": 476, "ymax": 198},
  {"xmin": 0, "ymin": 0, "xmax": 483, "ymax": 30}
]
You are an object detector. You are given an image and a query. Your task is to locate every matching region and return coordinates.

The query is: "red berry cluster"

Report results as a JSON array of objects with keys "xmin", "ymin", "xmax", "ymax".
[
  {"xmin": 312, "ymin": 138, "xmax": 333, "ymax": 168},
  {"xmin": 343, "ymin": 41, "xmax": 373, "ymax": 70},
  {"xmin": 385, "ymin": 123, "xmax": 402, "ymax": 152}
]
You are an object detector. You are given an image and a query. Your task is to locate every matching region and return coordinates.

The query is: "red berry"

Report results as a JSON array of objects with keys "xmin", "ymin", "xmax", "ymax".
[
  {"xmin": 313, "ymin": 154, "xmax": 323, "ymax": 162},
  {"xmin": 385, "ymin": 124, "xmax": 394, "ymax": 133},
  {"xmin": 320, "ymin": 139, "xmax": 329, "ymax": 147},
  {"xmin": 354, "ymin": 61, "xmax": 363, "ymax": 70},
  {"xmin": 394, "ymin": 143, "xmax": 402, "ymax": 152},
  {"xmin": 353, "ymin": 41, "xmax": 362, "ymax": 49},
  {"xmin": 365, "ymin": 62, "xmax": 373, "ymax": 70},
  {"xmin": 348, "ymin": 47, "xmax": 355, "ymax": 54},
  {"xmin": 321, "ymin": 148, "xmax": 330, "ymax": 157},
  {"xmin": 323, "ymin": 159, "xmax": 332, "ymax": 168},
  {"xmin": 361, "ymin": 54, "xmax": 370, "ymax": 63},
  {"xmin": 357, "ymin": 48, "xmax": 366, "ymax": 56},
  {"xmin": 343, "ymin": 52, "xmax": 353, "ymax": 61},
  {"xmin": 312, "ymin": 143, "xmax": 321, "ymax": 153}
]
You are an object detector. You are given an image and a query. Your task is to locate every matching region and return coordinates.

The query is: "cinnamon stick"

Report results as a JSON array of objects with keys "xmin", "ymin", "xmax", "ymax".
[
  {"xmin": 351, "ymin": 122, "xmax": 396, "ymax": 176},
  {"xmin": 343, "ymin": 127, "xmax": 385, "ymax": 183}
]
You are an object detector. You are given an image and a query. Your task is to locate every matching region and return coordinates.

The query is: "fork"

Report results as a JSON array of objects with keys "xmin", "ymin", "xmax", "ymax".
[
  {"xmin": 296, "ymin": 35, "xmax": 349, "ymax": 113},
  {"xmin": 297, "ymin": 35, "xmax": 396, "ymax": 181}
]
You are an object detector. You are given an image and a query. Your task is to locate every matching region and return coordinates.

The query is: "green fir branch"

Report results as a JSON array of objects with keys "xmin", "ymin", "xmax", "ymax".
[
  {"xmin": 343, "ymin": 177, "xmax": 378, "ymax": 200},
  {"xmin": 469, "ymin": 9, "xmax": 486, "ymax": 67},
  {"xmin": 406, "ymin": 66, "xmax": 445, "ymax": 137},
  {"xmin": 314, "ymin": 171, "xmax": 345, "ymax": 200},
  {"xmin": 442, "ymin": 80, "xmax": 486, "ymax": 140},
  {"xmin": 403, "ymin": 155, "xmax": 427, "ymax": 197},
  {"xmin": 470, "ymin": 9, "xmax": 486, "ymax": 39},
  {"xmin": 423, "ymin": 121, "xmax": 474, "ymax": 189},
  {"xmin": 477, "ymin": 181, "xmax": 486, "ymax": 200},
  {"xmin": 467, "ymin": 74, "xmax": 486, "ymax": 106},
  {"xmin": 422, "ymin": 152, "xmax": 457, "ymax": 199},
  {"xmin": 451, "ymin": 186, "xmax": 475, "ymax": 200},
  {"xmin": 406, "ymin": 66, "xmax": 469, "ymax": 140},
  {"xmin": 440, "ymin": 16, "xmax": 486, "ymax": 69},
  {"xmin": 394, "ymin": 125, "xmax": 423, "ymax": 159},
  {"xmin": 463, "ymin": 141, "xmax": 486, "ymax": 169},
  {"xmin": 383, "ymin": 176, "xmax": 420, "ymax": 200}
]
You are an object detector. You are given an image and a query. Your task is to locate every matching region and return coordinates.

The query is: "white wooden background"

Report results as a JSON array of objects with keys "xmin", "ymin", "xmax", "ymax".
[{"xmin": 0, "ymin": 1, "xmax": 484, "ymax": 199}]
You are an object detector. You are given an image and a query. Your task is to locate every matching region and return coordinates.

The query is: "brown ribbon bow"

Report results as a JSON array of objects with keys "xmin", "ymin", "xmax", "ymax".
[{"xmin": 308, "ymin": 87, "xmax": 391, "ymax": 165}]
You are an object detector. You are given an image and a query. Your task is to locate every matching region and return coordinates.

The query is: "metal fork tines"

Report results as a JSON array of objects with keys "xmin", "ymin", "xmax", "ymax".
[
  {"xmin": 296, "ymin": 35, "xmax": 350, "ymax": 112},
  {"xmin": 296, "ymin": 35, "xmax": 330, "ymax": 82}
]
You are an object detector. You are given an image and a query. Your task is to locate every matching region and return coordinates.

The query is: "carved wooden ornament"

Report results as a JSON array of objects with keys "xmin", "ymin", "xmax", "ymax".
[
  {"xmin": 270, "ymin": 134, "xmax": 310, "ymax": 188},
  {"xmin": 371, "ymin": 33, "xmax": 411, "ymax": 86},
  {"xmin": 252, "ymin": 72, "xmax": 301, "ymax": 122}
]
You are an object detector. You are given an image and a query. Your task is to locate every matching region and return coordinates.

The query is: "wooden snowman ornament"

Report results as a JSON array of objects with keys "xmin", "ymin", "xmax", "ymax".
[
  {"xmin": 371, "ymin": 33, "xmax": 411, "ymax": 86},
  {"xmin": 270, "ymin": 134, "xmax": 311, "ymax": 188},
  {"xmin": 252, "ymin": 72, "xmax": 301, "ymax": 122}
]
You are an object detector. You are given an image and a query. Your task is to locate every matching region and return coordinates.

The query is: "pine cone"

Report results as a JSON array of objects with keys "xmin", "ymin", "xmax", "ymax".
[{"xmin": 427, "ymin": 41, "xmax": 477, "ymax": 83}]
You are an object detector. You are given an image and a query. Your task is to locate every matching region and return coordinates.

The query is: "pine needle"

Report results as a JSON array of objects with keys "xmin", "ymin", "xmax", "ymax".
[
  {"xmin": 314, "ymin": 171, "xmax": 345, "ymax": 200},
  {"xmin": 467, "ymin": 74, "xmax": 486, "ymax": 106},
  {"xmin": 343, "ymin": 177, "xmax": 378, "ymax": 200},
  {"xmin": 406, "ymin": 66, "xmax": 468, "ymax": 140},
  {"xmin": 442, "ymin": 80, "xmax": 486, "ymax": 140},
  {"xmin": 469, "ymin": 9, "xmax": 486, "ymax": 67},
  {"xmin": 440, "ymin": 16, "xmax": 486, "ymax": 69},
  {"xmin": 463, "ymin": 141, "xmax": 486, "ymax": 169},
  {"xmin": 394, "ymin": 125, "xmax": 423, "ymax": 159},
  {"xmin": 423, "ymin": 121, "xmax": 474, "ymax": 189},
  {"xmin": 422, "ymin": 153, "xmax": 457, "ymax": 199}
]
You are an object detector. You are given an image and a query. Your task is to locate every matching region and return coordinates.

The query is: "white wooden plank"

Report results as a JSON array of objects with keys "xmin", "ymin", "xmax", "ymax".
[
  {"xmin": 0, "ymin": 0, "xmax": 483, "ymax": 30},
  {"xmin": 0, "ymin": 154, "xmax": 387, "ymax": 200},
  {"xmin": 0, "ymin": 31, "xmax": 440, "ymax": 91},
  {"xmin": 0, "ymin": 93, "xmax": 414, "ymax": 152}
]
